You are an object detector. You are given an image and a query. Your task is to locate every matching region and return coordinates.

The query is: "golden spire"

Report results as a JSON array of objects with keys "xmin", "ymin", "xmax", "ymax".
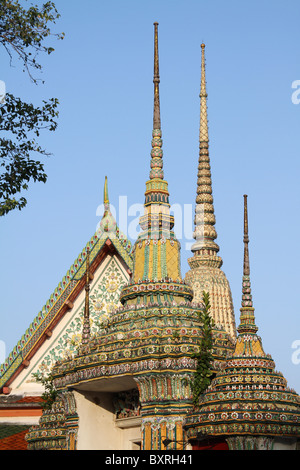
[
  {"xmin": 191, "ymin": 43, "xmax": 219, "ymax": 255},
  {"xmin": 98, "ymin": 176, "xmax": 117, "ymax": 235},
  {"xmin": 199, "ymin": 43, "xmax": 209, "ymax": 142},
  {"xmin": 185, "ymin": 44, "xmax": 236, "ymax": 339},
  {"xmin": 81, "ymin": 247, "xmax": 91, "ymax": 344},
  {"xmin": 103, "ymin": 175, "xmax": 109, "ymax": 205}
]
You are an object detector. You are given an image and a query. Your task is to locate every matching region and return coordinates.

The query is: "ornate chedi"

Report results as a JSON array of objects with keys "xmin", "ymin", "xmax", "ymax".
[
  {"xmin": 26, "ymin": 23, "xmax": 234, "ymax": 451},
  {"xmin": 184, "ymin": 195, "xmax": 300, "ymax": 450},
  {"xmin": 185, "ymin": 44, "xmax": 236, "ymax": 340},
  {"xmin": 26, "ymin": 391, "xmax": 78, "ymax": 450}
]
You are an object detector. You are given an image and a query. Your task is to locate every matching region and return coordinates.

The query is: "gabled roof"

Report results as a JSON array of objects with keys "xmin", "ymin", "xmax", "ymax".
[{"xmin": 0, "ymin": 200, "xmax": 133, "ymax": 392}]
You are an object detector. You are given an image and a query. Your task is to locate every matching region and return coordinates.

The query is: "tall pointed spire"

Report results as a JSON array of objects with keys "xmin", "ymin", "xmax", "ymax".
[
  {"xmin": 153, "ymin": 22, "xmax": 161, "ymax": 131},
  {"xmin": 243, "ymin": 194, "xmax": 250, "ymax": 277},
  {"xmin": 185, "ymin": 196, "xmax": 300, "ymax": 448},
  {"xmin": 199, "ymin": 43, "xmax": 209, "ymax": 142},
  {"xmin": 125, "ymin": 22, "xmax": 182, "ymax": 288},
  {"xmin": 238, "ymin": 195, "xmax": 258, "ymax": 336},
  {"xmin": 81, "ymin": 247, "xmax": 91, "ymax": 344},
  {"xmin": 185, "ymin": 44, "xmax": 236, "ymax": 339},
  {"xmin": 191, "ymin": 43, "xmax": 219, "ymax": 254},
  {"xmin": 140, "ymin": 22, "xmax": 174, "ymax": 237},
  {"xmin": 147, "ymin": 22, "xmax": 165, "ymax": 183}
]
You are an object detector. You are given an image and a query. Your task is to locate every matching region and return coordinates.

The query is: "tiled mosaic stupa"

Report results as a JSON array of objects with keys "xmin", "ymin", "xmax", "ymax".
[{"xmin": 184, "ymin": 195, "xmax": 300, "ymax": 449}]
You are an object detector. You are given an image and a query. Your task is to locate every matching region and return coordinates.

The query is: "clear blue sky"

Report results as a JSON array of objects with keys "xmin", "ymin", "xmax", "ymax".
[{"xmin": 1, "ymin": 0, "xmax": 300, "ymax": 393}]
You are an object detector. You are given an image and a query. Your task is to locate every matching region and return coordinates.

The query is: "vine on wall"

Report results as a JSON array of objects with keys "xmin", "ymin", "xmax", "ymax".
[
  {"xmin": 32, "ymin": 372, "xmax": 57, "ymax": 410},
  {"xmin": 190, "ymin": 291, "xmax": 215, "ymax": 406}
]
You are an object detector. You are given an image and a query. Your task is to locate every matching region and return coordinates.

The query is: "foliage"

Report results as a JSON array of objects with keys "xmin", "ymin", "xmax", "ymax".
[
  {"xmin": 172, "ymin": 330, "xmax": 180, "ymax": 341},
  {"xmin": 0, "ymin": 0, "xmax": 64, "ymax": 82},
  {"xmin": 0, "ymin": 0, "xmax": 63, "ymax": 216},
  {"xmin": 32, "ymin": 371, "xmax": 57, "ymax": 410},
  {"xmin": 190, "ymin": 291, "xmax": 215, "ymax": 406},
  {"xmin": 0, "ymin": 92, "xmax": 59, "ymax": 215}
]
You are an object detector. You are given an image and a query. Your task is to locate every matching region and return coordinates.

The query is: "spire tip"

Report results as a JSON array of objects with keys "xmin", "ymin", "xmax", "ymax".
[
  {"xmin": 243, "ymin": 193, "xmax": 250, "ymax": 275},
  {"xmin": 104, "ymin": 176, "xmax": 109, "ymax": 205},
  {"xmin": 153, "ymin": 20, "xmax": 161, "ymax": 130}
]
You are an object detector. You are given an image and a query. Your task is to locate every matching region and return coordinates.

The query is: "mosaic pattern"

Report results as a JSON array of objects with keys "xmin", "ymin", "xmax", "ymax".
[
  {"xmin": 34, "ymin": 258, "xmax": 128, "ymax": 378},
  {"xmin": 184, "ymin": 43, "xmax": 236, "ymax": 340},
  {"xmin": 26, "ymin": 391, "xmax": 78, "ymax": 450},
  {"xmin": 185, "ymin": 264, "xmax": 236, "ymax": 338},
  {"xmin": 184, "ymin": 195, "xmax": 300, "ymax": 445}
]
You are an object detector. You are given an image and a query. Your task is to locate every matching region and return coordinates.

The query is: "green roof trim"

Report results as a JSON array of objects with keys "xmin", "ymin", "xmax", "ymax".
[{"xmin": 0, "ymin": 224, "xmax": 133, "ymax": 389}]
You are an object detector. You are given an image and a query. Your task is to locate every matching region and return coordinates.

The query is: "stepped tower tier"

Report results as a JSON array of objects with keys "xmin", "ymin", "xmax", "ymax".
[
  {"xmin": 184, "ymin": 196, "xmax": 300, "ymax": 450},
  {"xmin": 184, "ymin": 44, "xmax": 236, "ymax": 339}
]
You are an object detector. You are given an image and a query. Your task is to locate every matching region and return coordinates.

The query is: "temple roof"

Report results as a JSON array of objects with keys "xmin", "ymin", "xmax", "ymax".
[
  {"xmin": 0, "ymin": 179, "xmax": 133, "ymax": 392},
  {"xmin": 0, "ymin": 424, "xmax": 30, "ymax": 450}
]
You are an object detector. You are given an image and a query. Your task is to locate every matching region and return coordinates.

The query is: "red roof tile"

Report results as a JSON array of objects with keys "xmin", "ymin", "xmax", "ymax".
[{"xmin": 0, "ymin": 428, "xmax": 29, "ymax": 450}]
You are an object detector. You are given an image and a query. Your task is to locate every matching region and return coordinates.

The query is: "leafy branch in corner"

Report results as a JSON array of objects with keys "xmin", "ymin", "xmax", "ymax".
[
  {"xmin": 0, "ymin": 93, "xmax": 59, "ymax": 215},
  {"xmin": 0, "ymin": 0, "xmax": 64, "ymax": 83},
  {"xmin": 0, "ymin": 0, "xmax": 64, "ymax": 216}
]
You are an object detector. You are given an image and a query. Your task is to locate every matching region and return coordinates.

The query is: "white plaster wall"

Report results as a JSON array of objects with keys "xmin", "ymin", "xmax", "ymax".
[
  {"xmin": 273, "ymin": 438, "xmax": 297, "ymax": 450},
  {"xmin": 75, "ymin": 391, "xmax": 122, "ymax": 450},
  {"xmin": 0, "ymin": 416, "xmax": 40, "ymax": 426},
  {"xmin": 121, "ymin": 426, "xmax": 141, "ymax": 450},
  {"xmin": 74, "ymin": 391, "xmax": 142, "ymax": 450}
]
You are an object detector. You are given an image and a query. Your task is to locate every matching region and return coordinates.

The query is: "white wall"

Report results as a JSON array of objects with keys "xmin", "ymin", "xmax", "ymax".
[
  {"xmin": 74, "ymin": 390, "xmax": 141, "ymax": 450},
  {"xmin": 273, "ymin": 438, "xmax": 297, "ymax": 450}
]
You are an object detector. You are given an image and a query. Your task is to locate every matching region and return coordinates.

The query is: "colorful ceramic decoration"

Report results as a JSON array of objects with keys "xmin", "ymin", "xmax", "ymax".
[
  {"xmin": 184, "ymin": 44, "xmax": 236, "ymax": 339},
  {"xmin": 25, "ymin": 27, "xmax": 300, "ymax": 452},
  {"xmin": 26, "ymin": 23, "xmax": 234, "ymax": 451},
  {"xmin": 184, "ymin": 196, "xmax": 300, "ymax": 449}
]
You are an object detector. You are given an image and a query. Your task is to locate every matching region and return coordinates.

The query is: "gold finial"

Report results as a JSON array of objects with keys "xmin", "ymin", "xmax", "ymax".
[
  {"xmin": 153, "ymin": 22, "xmax": 161, "ymax": 130},
  {"xmin": 200, "ymin": 43, "xmax": 208, "ymax": 99},
  {"xmin": 104, "ymin": 176, "xmax": 109, "ymax": 205},
  {"xmin": 243, "ymin": 194, "xmax": 250, "ymax": 276}
]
